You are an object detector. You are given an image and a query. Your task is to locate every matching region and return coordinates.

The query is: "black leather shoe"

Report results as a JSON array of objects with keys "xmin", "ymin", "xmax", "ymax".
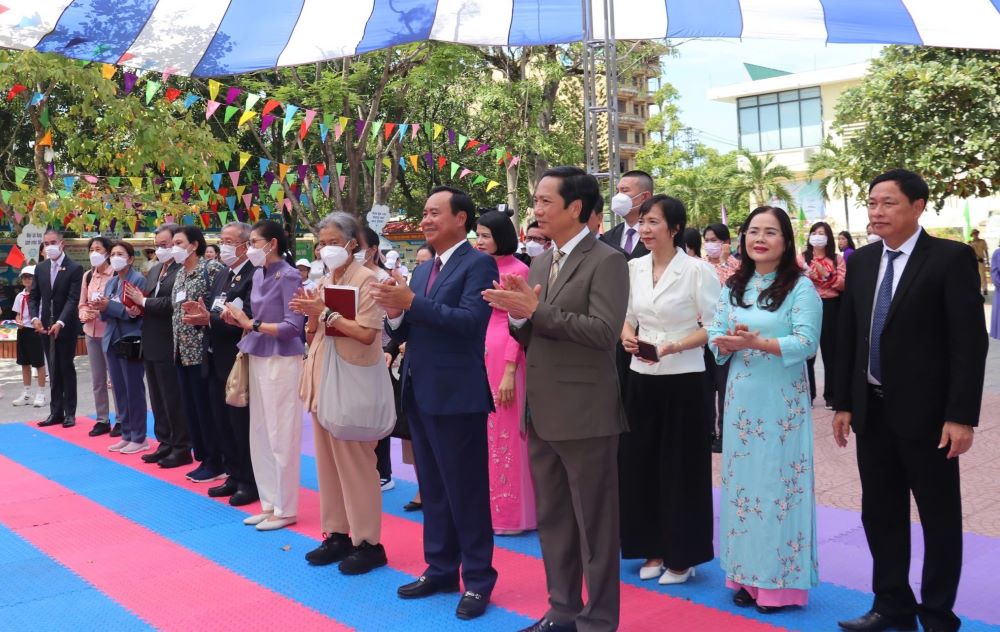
[
  {"xmin": 732, "ymin": 588, "xmax": 755, "ymax": 608},
  {"xmin": 402, "ymin": 500, "xmax": 423, "ymax": 512},
  {"xmin": 88, "ymin": 422, "xmax": 111, "ymax": 437},
  {"xmin": 158, "ymin": 450, "xmax": 194, "ymax": 469},
  {"xmin": 518, "ymin": 618, "xmax": 578, "ymax": 632},
  {"xmin": 397, "ymin": 575, "xmax": 460, "ymax": 599},
  {"xmin": 711, "ymin": 436, "xmax": 722, "ymax": 454},
  {"xmin": 142, "ymin": 445, "xmax": 172, "ymax": 464},
  {"xmin": 305, "ymin": 533, "xmax": 353, "ymax": 566},
  {"xmin": 62, "ymin": 417, "xmax": 76, "ymax": 428},
  {"xmin": 37, "ymin": 415, "xmax": 64, "ymax": 427},
  {"xmin": 455, "ymin": 591, "xmax": 489, "ymax": 620},
  {"xmin": 756, "ymin": 604, "xmax": 788, "ymax": 614},
  {"xmin": 838, "ymin": 610, "xmax": 918, "ymax": 631},
  {"xmin": 229, "ymin": 488, "xmax": 259, "ymax": 507},
  {"xmin": 339, "ymin": 542, "xmax": 388, "ymax": 575},
  {"xmin": 208, "ymin": 478, "xmax": 238, "ymax": 498},
  {"xmin": 109, "ymin": 424, "xmax": 122, "ymax": 437}
]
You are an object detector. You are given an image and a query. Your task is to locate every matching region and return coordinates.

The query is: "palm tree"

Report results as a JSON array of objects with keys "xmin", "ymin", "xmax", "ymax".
[
  {"xmin": 735, "ymin": 150, "xmax": 796, "ymax": 213},
  {"xmin": 807, "ymin": 139, "xmax": 856, "ymax": 231}
]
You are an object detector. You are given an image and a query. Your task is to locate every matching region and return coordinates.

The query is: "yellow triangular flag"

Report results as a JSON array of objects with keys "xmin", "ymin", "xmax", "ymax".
[
  {"xmin": 208, "ymin": 79, "xmax": 221, "ymax": 101},
  {"xmin": 278, "ymin": 163, "xmax": 289, "ymax": 181},
  {"xmin": 130, "ymin": 177, "xmax": 143, "ymax": 191},
  {"xmin": 408, "ymin": 155, "xmax": 419, "ymax": 171},
  {"xmin": 339, "ymin": 116, "xmax": 349, "ymax": 132},
  {"xmin": 486, "ymin": 180, "xmax": 500, "ymax": 192},
  {"xmin": 101, "ymin": 64, "xmax": 116, "ymax": 80},
  {"xmin": 129, "ymin": 217, "xmax": 138, "ymax": 233},
  {"xmin": 235, "ymin": 185, "xmax": 246, "ymax": 198},
  {"xmin": 238, "ymin": 110, "xmax": 256, "ymax": 127},
  {"xmin": 275, "ymin": 189, "xmax": 285, "ymax": 203},
  {"xmin": 239, "ymin": 152, "xmax": 251, "ymax": 170},
  {"xmin": 160, "ymin": 193, "xmax": 171, "ymax": 203},
  {"xmin": 383, "ymin": 157, "xmax": 392, "ymax": 168},
  {"xmin": 433, "ymin": 123, "xmax": 444, "ymax": 140}
]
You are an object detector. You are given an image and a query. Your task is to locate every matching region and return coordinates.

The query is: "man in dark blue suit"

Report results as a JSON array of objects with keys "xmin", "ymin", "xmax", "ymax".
[{"xmin": 372, "ymin": 186, "xmax": 499, "ymax": 621}]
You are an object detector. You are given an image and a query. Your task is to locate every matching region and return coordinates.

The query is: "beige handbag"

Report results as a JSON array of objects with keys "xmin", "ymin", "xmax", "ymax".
[{"xmin": 225, "ymin": 348, "xmax": 250, "ymax": 407}]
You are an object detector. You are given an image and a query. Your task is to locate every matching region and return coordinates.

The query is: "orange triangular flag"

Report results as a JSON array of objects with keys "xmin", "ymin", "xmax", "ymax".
[{"xmin": 37, "ymin": 131, "xmax": 52, "ymax": 146}]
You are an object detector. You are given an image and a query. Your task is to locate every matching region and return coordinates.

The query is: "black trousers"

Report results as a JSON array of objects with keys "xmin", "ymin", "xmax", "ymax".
[
  {"xmin": 207, "ymin": 359, "xmax": 255, "ymax": 487},
  {"xmin": 375, "ymin": 437, "xmax": 392, "ymax": 480},
  {"xmin": 856, "ymin": 388, "xmax": 962, "ymax": 632},
  {"xmin": 176, "ymin": 363, "xmax": 222, "ymax": 469},
  {"xmin": 807, "ymin": 296, "xmax": 840, "ymax": 404},
  {"xmin": 145, "ymin": 358, "xmax": 190, "ymax": 452},
  {"xmin": 41, "ymin": 331, "xmax": 77, "ymax": 419},
  {"xmin": 703, "ymin": 347, "xmax": 729, "ymax": 440},
  {"xmin": 403, "ymin": 387, "xmax": 497, "ymax": 596}
]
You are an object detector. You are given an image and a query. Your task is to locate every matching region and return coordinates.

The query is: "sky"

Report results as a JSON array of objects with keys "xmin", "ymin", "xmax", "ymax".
[{"xmin": 660, "ymin": 38, "xmax": 884, "ymax": 152}]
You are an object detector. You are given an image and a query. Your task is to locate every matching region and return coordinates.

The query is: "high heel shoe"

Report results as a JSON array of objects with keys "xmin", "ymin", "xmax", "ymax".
[{"xmin": 658, "ymin": 567, "xmax": 696, "ymax": 585}]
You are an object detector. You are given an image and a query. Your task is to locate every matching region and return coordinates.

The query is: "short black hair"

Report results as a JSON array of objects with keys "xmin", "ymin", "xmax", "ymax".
[
  {"xmin": 539, "ymin": 166, "xmax": 600, "ymax": 224},
  {"xmin": 476, "ymin": 211, "xmax": 518, "ymax": 256},
  {"xmin": 638, "ymin": 194, "xmax": 687, "ymax": 248},
  {"xmin": 527, "ymin": 220, "xmax": 541, "ymax": 231},
  {"xmin": 683, "ymin": 227, "xmax": 701, "ymax": 256},
  {"xmin": 250, "ymin": 220, "xmax": 288, "ymax": 255},
  {"xmin": 417, "ymin": 242, "xmax": 436, "ymax": 256},
  {"xmin": 87, "ymin": 236, "xmax": 113, "ymax": 254},
  {"xmin": 155, "ymin": 222, "xmax": 180, "ymax": 236},
  {"xmin": 621, "ymin": 170, "xmax": 654, "ymax": 193},
  {"xmin": 430, "ymin": 185, "xmax": 476, "ymax": 232},
  {"xmin": 703, "ymin": 223, "xmax": 731, "ymax": 242},
  {"xmin": 112, "ymin": 240, "xmax": 135, "ymax": 258},
  {"xmin": 869, "ymin": 168, "xmax": 929, "ymax": 204},
  {"xmin": 205, "ymin": 244, "xmax": 221, "ymax": 257},
  {"xmin": 178, "ymin": 226, "xmax": 207, "ymax": 256}
]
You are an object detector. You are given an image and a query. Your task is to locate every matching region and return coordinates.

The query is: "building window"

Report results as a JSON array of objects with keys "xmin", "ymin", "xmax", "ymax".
[
  {"xmin": 619, "ymin": 129, "xmax": 629, "ymax": 142},
  {"xmin": 737, "ymin": 87, "xmax": 822, "ymax": 151}
]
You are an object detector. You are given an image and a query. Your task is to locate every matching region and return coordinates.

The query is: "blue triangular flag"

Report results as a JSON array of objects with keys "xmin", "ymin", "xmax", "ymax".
[
  {"xmin": 261, "ymin": 204, "xmax": 272, "ymax": 218},
  {"xmin": 211, "ymin": 173, "xmax": 223, "ymax": 191},
  {"xmin": 319, "ymin": 124, "xmax": 329, "ymax": 143},
  {"xmin": 397, "ymin": 123, "xmax": 409, "ymax": 141},
  {"xmin": 259, "ymin": 158, "xmax": 271, "ymax": 177},
  {"xmin": 63, "ymin": 176, "xmax": 76, "ymax": 191},
  {"xmin": 182, "ymin": 94, "xmax": 200, "ymax": 109},
  {"xmin": 226, "ymin": 195, "xmax": 236, "ymax": 211}
]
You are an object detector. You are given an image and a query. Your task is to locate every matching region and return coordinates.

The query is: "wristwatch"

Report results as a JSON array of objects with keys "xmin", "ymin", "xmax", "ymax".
[{"xmin": 252, "ymin": 319, "xmax": 262, "ymax": 332}]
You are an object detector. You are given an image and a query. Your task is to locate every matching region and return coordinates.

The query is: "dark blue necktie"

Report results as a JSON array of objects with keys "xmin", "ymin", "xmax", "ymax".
[{"xmin": 869, "ymin": 250, "xmax": 903, "ymax": 383}]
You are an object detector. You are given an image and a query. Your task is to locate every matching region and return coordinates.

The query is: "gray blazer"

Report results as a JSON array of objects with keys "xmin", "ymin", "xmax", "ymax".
[
  {"xmin": 512, "ymin": 231, "xmax": 630, "ymax": 441},
  {"xmin": 141, "ymin": 261, "xmax": 180, "ymax": 363}
]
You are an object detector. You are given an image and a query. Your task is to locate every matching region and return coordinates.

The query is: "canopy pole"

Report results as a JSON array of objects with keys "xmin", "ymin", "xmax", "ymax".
[{"xmin": 581, "ymin": 0, "xmax": 620, "ymax": 193}]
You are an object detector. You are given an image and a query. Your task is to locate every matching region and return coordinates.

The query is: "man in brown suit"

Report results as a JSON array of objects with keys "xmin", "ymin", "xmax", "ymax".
[{"xmin": 484, "ymin": 166, "xmax": 629, "ymax": 632}]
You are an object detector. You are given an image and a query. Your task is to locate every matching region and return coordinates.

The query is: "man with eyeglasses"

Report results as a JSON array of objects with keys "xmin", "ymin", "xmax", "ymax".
[{"xmin": 524, "ymin": 221, "xmax": 552, "ymax": 259}]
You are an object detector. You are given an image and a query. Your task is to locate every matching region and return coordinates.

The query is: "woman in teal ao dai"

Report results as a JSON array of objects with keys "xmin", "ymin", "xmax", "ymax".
[{"xmin": 707, "ymin": 206, "xmax": 822, "ymax": 612}]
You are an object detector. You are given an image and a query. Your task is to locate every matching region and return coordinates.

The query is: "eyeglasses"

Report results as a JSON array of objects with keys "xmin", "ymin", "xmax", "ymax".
[
  {"xmin": 525, "ymin": 236, "xmax": 551, "ymax": 244},
  {"xmin": 247, "ymin": 237, "xmax": 270, "ymax": 246}
]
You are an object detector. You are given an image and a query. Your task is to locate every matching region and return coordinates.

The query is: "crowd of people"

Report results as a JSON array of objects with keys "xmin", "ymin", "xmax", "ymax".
[{"xmin": 10, "ymin": 166, "xmax": 987, "ymax": 632}]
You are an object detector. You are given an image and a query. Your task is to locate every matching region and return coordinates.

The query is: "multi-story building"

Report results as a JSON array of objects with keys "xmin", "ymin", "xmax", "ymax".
[{"xmin": 616, "ymin": 56, "xmax": 662, "ymax": 174}]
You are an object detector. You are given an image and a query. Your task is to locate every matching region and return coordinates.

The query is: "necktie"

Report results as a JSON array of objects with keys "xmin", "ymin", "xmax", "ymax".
[
  {"xmin": 50, "ymin": 259, "xmax": 58, "ymax": 287},
  {"xmin": 869, "ymin": 250, "xmax": 903, "ymax": 383},
  {"xmin": 548, "ymin": 249, "xmax": 564, "ymax": 288},
  {"xmin": 624, "ymin": 228, "xmax": 637, "ymax": 254},
  {"xmin": 425, "ymin": 256, "xmax": 442, "ymax": 295}
]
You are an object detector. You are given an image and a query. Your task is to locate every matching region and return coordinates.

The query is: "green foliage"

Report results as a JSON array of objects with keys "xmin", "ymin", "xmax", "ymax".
[
  {"xmin": 834, "ymin": 46, "xmax": 1000, "ymax": 207},
  {"xmin": 733, "ymin": 150, "xmax": 796, "ymax": 213}
]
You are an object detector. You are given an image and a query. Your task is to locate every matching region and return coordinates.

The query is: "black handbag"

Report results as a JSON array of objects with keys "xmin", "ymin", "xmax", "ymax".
[{"xmin": 111, "ymin": 335, "xmax": 143, "ymax": 361}]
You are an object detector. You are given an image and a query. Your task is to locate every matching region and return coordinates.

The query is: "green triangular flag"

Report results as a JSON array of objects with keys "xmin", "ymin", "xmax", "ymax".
[
  {"xmin": 323, "ymin": 113, "xmax": 333, "ymax": 128},
  {"xmin": 58, "ymin": 189, "xmax": 71, "ymax": 199},
  {"xmin": 224, "ymin": 106, "xmax": 239, "ymax": 123},
  {"xmin": 458, "ymin": 134, "xmax": 467, "ymax": 150},
  {"xmin": 219, "ymin": 211, "xmax": 229, "ymax": 225},
  {"xmin": 40, "ymin": 108, "xmax": 50, "ymax": 129},
  {"xmin": 336, "ymin": 163, "xmax": 343, "ymax": 177},
  {"xmin": 108, "ymin": 176, "xmax": 120, "ymax": 188},
  {"xmin": 286, "ymin": 173, "xmax": 296, "ymax": 184},
  {"xmin": 86, "ymin": 213, "xmax": 97, "ymax": 225},
  {"xmin": 450, "ymin": 162, "xmax": 460, "ymax": 178},
  {"xmin": 199, "ymin": 191, "xmax": 210, "ymax": 202},
  {"xmin": 14, "ymin": 167, "xmax": 29, "ymax": 184},
  {"xmin": 145, "ymin": 80, "xmax": 160, "ymax": 105},
  {"xmin": 473, "ymin": 175, "xmax": 487, "ymax": 185},
  {"xmin": 364, "ymin": 160, "xmax": 375, "ymax": 172},
  {"xmin": 371, "ymin": 121, "xmax": 383, "ymax": 139},
  {"xmin": 171, "ymin": 176, "xmax": 183, "ymax": 190},
  {"xmin": 268, "ymin": 182, "xmax": 280, "ymax": 198},
  {"xmin": 1, "ymin": 190, "xmax": 11, "ymax": 204}
]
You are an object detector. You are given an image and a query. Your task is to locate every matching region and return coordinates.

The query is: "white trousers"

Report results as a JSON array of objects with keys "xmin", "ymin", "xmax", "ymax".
[{"xmin": 248, "ymin": 354, "xmax": 303, "ymax": 518}]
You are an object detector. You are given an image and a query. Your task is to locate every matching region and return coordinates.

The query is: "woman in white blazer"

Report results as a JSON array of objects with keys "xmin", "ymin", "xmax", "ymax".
[{"xmin": 619, "ymin": 194, "xmax": 721, "ymax": 585}]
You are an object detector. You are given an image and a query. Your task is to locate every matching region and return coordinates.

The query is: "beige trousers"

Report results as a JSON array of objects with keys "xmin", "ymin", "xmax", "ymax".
[
  {"xmin": 312, "ymin": 414, "xmax": 382, "ymax": 545},
  {"xmin": 249, "ymin": 354, "xmax": 303, "ymax": 518}
]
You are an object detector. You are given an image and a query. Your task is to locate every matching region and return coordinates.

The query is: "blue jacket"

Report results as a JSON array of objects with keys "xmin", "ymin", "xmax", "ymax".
[
  {"xmin": 100, "ymin": 268, "xmax": 147, "ymax": 352},
  {"xmin": 386, "ymin": 241, "xmax": 498, "ymax": 416}
]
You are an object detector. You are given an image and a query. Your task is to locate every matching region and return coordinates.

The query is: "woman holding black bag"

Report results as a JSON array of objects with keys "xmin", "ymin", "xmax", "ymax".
[{"xmin": 95, "ymin": 241, "xmax": 149, "ymax": 454}]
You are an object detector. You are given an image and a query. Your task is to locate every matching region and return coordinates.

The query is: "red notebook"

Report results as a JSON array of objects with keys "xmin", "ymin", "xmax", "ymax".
[
  {"xmin": 324, "ymin": 285, "xmax": 358, "ymax": 337},
  {"xmin": 122, "ymin": 281, "xmax": 144, "ymax": 315}
]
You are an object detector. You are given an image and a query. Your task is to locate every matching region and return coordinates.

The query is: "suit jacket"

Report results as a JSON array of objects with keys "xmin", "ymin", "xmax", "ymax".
[
  {"xmin": 386, "ymin": 241, "xmax": 499, "ymax": 416},
  {"xmin": 29, "ymin": 255, "xmax": 83, "ymax": 336},
  {"xmin": 833, "ymin": 231, "xmax": 988, "ymax": 439},
  {"xmin": 203, "ymin": 260, "xmax": 254, "ymax": 375},
  {"xmin": 100, "ymin": 269, "xmax": 147, "ymax": 352},
  {"xmin": 601, "ymin": 222, "xmax": 648, "ymax": 260},
  {"xmin": 142, "ymin": 261, "xmax": 181, "ymax": 363},
  {"xmin": 512, "ymin": 231, "xmax": 630, "ymax": 441}
]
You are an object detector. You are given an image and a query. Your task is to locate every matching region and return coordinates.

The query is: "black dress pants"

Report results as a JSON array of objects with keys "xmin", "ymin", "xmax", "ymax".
[
  {"xmin": 42, "ymin": 331, "xmax": 77, "ymax": 419},
  {"xmin": 807, "ymin": 296, "xmax": 840, "ymax": 404},
  {"xmin": 207, "ymin": 358, "xmax": 255, "ymax": 487},
  {"xmin": 856, "ymin": 388, "xmax": 963, "ymax": 632},
  {"xmin": 145, "ymin": 358, "xmax": 190, "ymax": 451}
]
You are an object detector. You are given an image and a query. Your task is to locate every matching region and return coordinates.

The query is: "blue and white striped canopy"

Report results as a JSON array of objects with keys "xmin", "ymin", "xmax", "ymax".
[{"xmin": 4, "ymin": 0, "xmax": 1000, "ymax": 77}]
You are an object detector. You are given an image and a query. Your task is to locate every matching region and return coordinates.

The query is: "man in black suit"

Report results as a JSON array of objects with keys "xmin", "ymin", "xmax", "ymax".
[
  {"xmin": 30, "ymin": 229, "xmax": 83, "ymax": 428},
  {"xmin": 127, "ymin": 223, "xmax": 191, "ymax": 469},
  {"xmin": 600, "ymin": 169, "xmax": 652, "ymax": 260},
  {"xmin": 182, "ymin": 221, "xmax": 258, "ymax": 506},
  {"xmin": 833, "ymin": 169, "xmax": 987, "ymax": 632}
]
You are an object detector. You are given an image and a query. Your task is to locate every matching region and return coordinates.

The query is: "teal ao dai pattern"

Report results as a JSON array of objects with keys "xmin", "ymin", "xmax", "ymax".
[{"xmin": 707, "ymin": 272, "xmax": 822, "ymax": 594}]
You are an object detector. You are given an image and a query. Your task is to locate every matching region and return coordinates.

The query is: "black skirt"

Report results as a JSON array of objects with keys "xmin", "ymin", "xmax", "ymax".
[{"xmin": 619, "ymin": 371, "xmax": 715, "ymax": 567}]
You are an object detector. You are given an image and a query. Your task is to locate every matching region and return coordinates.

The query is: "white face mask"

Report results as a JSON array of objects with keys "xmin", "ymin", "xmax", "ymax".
[
  {"xmin": 171, "ymin": 245, "xmax": 191, "ymax": 265},
  {"xmin": 353, "ymin": 251, "xmax": 368, "ymax": 265},
  {"xmin": 44, "ymin": 244, "xmax": 62, "ymax": 260},
  {"xmin": 808, "ymin": 234, "xmax": 828, "ymax": 248},
  {"xmin": 525, "ymin": 241, "xmax": 546, "ymax": 258},
  {"xmin": 610, "ymin": 192, "xmax": 639, "ymax": 218},
  {"xmin": 89, "ymin": 251, "xmax": 107, "ymax": 268},
  {"xmin": 246, "ymin": 244, "xmax": 269, "ymax": 268},
  {"xmin": 109, "ymin": 256, "xmax": 128, "ymax": 272},
  {"xmin": 219, "ymin": 244, "xmax": 239, "ymax": 266},
  {"xmin": 704, "ymin": 242, "xmax": 723, "ymax": 258},
  {"xmin": 155, "ymin": 246, "xmax": 173, "ymax": 263},
  {"xmin": 867, "ymin": 233, "xmax": 882, "ymax": 244},
  {"xmin": 308, "ymin": 260, "xmax": 325, "ymax": 281},
  {"xmin": 321, "ymin": 245, "xmax": 350, "ymax": 270}
]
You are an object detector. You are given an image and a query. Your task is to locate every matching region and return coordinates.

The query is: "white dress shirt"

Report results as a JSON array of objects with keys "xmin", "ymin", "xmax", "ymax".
[
  {"xmin": 387, "ymin": 239, "xmax": 466, "ymax": 329},
  {"xmin": 626, "ymin": 251, "xmax": 721, "ymax": 375},
  {"xmin": 867, "ymin": 226, "xmax": 922, "ymax": 384},
  {"xmin": 33, "ymin": 253, "xmax": 67, "ymax": 328},
  {"xmin": 510, "ymin": 225, "xmax": 591, "ymax": 328},
  {"xmin": 619, "ymin": 220, "xmax": 640, "ymax": 253}
]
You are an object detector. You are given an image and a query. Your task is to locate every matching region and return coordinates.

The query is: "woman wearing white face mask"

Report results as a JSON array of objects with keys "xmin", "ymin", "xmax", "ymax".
[
  {"xmin": 93, "ymin": 242, "xmax": 149, "ymax": 454},
  {"xmin": 291, "ymin": 212, "xmax": 391, "ymax": 571},
  {"xmin": 799, "ymin": 221, "xmax": 846, "ymax": 409},
  {"xmin": 79, "ymin": 236, "xmax": 116, "ymax": 438}
]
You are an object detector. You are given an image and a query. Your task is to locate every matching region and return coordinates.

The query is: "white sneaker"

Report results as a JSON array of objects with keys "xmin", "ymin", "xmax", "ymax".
[
  {"xmin": 380, "ymin": 477, "xmax": 395, "ymax": 492},
  {"xmin": 33, "ymin": 392, "xmax": 46, "ymax": 408},
  {"xmin": 120, "ymin": 441, "xmax": 151, "ymax": 454},
  {"xmin": 107, "ymin": 440, "xmax": 129, "ymax": 452},
  {"xmin": 12, "ymin": 391, "xmax": 31, "ymax": 407}
]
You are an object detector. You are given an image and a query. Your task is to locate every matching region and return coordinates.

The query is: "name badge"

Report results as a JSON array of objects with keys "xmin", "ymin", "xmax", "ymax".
[
  {"xmin": 111, "ymin": 295, "xmax": 122, "ymax": 303},
  {"xmin": 175, "ymin": 289, "xmax": 187, "ymax": 303},
  {"xmin": 211, "ymin": 296, "xmax": 226, "ymax": 312}
]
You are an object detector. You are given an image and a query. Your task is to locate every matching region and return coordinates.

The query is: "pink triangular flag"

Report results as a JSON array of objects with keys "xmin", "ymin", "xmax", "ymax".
[
  {"xmin": 225, "ymin": 86, "xmax": 241, "ymax": 105},
  {"xmin": 243, "ymin": 193, "xmax": 252, "ymax": 208},
  {"xmin": 260, "ymin": 113, "xmax": 276, "ymax": 132},
  {"xmin": 299, "ymin": 109, "xmax": 317, "ymax": 140},
  {"xmin": 338, "ymin": 176, "xmax": 347, "ymax": 191},
  {"xmin": 205, "ymin": 100, "xmax": 221, "ymax": 120},
  {"xmin": 411, "ymin": 124, "xmax": 420, "ymax": 140},
  {"xmin": 334, "ymin": 122, "xmax": 344, "ymax": 141},
  {"xmin": 229, "ymin": 171, "xmax": 240, "ymax": 187},
  {"xmin": 459, "ymin": 168, "xmax": 472, "ymax": 179},
  {"xmin": 283, "ymin": 198, "xmax": 293, "ymax": 211}
]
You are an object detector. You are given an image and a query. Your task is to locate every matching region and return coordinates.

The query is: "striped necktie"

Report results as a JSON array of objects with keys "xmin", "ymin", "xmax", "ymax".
[{"xmin": 548, "ymin": 249, "xmax": 564, "ymax": 288}]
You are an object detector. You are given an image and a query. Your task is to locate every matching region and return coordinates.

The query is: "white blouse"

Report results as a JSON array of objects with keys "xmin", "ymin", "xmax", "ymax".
[{"xmin": 625, "ymin": 251, "xmax": 722, "ymax": 376}]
